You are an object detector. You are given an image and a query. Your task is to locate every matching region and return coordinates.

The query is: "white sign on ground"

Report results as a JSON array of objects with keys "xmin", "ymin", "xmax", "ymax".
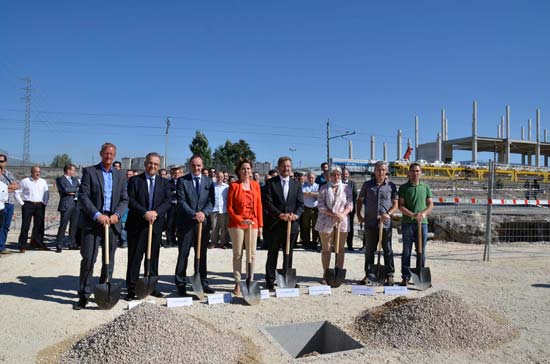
[
  {"xmin": 260, "ymin": 289, "xmax": 270, "ymax": 299},
  {"xmin": 166, "ymin": 297, "xmax": 193, "ymax": 308},
  {"xmin": 352, "ymin": 285, "xmax": 376, "ymax": 295},
  {"xmin": 308, "ymin": 285, "xmax": 332, "ymax": 296},
  {"xmin": 275, "ymin": 288, "xmax": 300, "ymax": 298},
  {"xmin": 207, "ymin": 293, "xmax": 233, "ymax": 305},
  {"xmin": 384, "ymin": 286, "xmax": 408, "ymax": 295}
]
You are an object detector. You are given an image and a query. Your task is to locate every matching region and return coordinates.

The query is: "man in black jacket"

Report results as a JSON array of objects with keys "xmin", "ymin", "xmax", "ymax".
[{"xmin": 55, "ymin": 164, "xmax": 80, "ymax": 252}]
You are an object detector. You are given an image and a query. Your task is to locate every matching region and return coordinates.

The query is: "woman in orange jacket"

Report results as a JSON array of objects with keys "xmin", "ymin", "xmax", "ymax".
[{"xmin": 226, "ymin": 159, "xmax": 263, "ymax": 295}]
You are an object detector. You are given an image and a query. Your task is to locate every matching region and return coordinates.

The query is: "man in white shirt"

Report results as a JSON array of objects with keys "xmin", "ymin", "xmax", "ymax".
[
  {"xmin": 209, "ymin": 171, "xmax": 229, "ymax": 248},
  {"xmin": 16, "ymin": 166, "xmax": 49, "ymax": 252},
  {"xmin": 300, "ymin": 172, "xmax": 320, "ymax": 250},
  {"xmin": 0, "ymin": 180, "xmax": 8, "ymax": 250}
]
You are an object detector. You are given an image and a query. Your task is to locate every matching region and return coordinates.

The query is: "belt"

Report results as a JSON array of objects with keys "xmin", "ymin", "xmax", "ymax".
[{"xmin": 24, "ymin": 201, "xmax": 43, "ymax": 205}]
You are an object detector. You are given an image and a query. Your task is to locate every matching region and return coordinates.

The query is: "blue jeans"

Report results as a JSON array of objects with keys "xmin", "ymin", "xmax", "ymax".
[
  {"xmin": 401, "ymin": 223, "xmax": 428, "ymax": 280},
  {"xmin": 0, "ymin": 203, "xmax": 14, "ymax": 251}
]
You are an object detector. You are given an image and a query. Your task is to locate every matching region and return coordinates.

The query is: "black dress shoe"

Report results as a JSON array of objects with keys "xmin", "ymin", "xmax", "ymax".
[
  {"xmin": 56, "ymin": 247, "xmax": 62, "ymax": 253},
  {"xmin": 202, "ymin": 285, "xmax": 214, "ymax": 294},
  {"xmin": 150, "ymin": 290, "xmax": 164, "ymax": 298},
  {"xmin": 266, "ymin": 282, "xmax": 275, "ymax": 291},
  {"xmin": 73, "ymin": 298, "xmax": 88, "ymax": 310},
  {"xmin": 126, "ymin": 292, "xmax": 136, "ymax": 301},
  {"xmin": 177, "ymin": 287, "xmax": 187, "ymax": 297}
]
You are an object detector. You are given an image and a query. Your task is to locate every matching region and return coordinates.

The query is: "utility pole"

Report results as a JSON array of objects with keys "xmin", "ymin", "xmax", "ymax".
[
  {"xmin": 21, "ymin": 77, "xmax": 32, "ymax": 165},
  {"xmin": 326, "ymin": 118, "xmax": 355, "ymax": 166},
  {"xmin": 164, "ymin": 117, "xmax": 171, "ymax": 169}
]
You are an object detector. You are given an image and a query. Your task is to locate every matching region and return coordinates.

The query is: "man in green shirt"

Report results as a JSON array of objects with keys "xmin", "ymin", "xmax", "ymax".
[{"xmin": 398, "ymin": 163, "xmax": 434, "ymax": 286}]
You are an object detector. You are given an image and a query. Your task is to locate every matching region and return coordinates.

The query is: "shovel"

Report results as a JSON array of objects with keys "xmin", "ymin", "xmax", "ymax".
[
  {"xmin": 367, "ymin": 219, "xmax": 387, "ymax": 286},
  {"xmin": 240, "ymin": 226, "xmax": 261, "ymax": 305},
  {"xmin": 94, "ymin": 224, "xmax": 121, "ymax": 310},
  {"xmin": 326, "ymin": 223, "xmax": 346, "ymax": 288},
  {"xmin": 135, "ymin": 221, "xmax": 159, "ymax": 299},
  {"xmin": 411, "ymin": 220, "xmax": 432, "ymax": 290},
  {"xmin": 190, "ymin": 221, "xmax": 205, "ymax": 300},
  {"xmin": 276, "ymin": 220, "xmax": 297, "ymax": 288}
]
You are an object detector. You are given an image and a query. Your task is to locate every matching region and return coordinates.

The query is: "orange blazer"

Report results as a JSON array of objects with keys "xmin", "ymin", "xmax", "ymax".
[{"xmin": 227, "ymin": 180, "xmax": 263, "ymax": 228}]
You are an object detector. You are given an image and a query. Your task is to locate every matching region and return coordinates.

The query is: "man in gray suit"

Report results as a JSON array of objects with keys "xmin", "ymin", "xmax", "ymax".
[
  {"xmin": 175, "ymin": 155, "xmax": 215, "ymax": 296},
  {"xmin": 55, "ymin": 163, "xmax": 80, "ymax": 253},
  {"xmin": 73, "ymin": 142, "xmax": 128, "ymax": 310}
]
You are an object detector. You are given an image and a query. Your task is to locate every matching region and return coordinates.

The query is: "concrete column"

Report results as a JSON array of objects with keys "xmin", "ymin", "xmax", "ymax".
[
  {"xmin": 349, "ymin": 140, "xmax": 353, "ymax": 159},
  {"xmin": 535, "ymin": 109, "xmax": 540, "ymax": 167},
  {"xmin": 437, "ymin": 133, "xmax": 442, "ymax": 162},
  {"xmin": 472, "ymin": 101, "xmax": 478, "ymax": 163},
  {"xmin": 521, "ymin": 127, "xmax": 525, "ymax": 140},
  {"xmin": 397, "ymin": 129, "xmax": 402, "ymax": 160},
  {"xmin": 505, "ymin": 106, "xmax": 511, "ymax": 164},
  {"xmin": 545, "ymin": 156, "xmax": 548, "ymax": 167},
  {"xmin": 545, "ymin": 129, "xmax": 548, "ymax": 143},
  {"xmin": 497, "ymin": 124, "xmax": 501, "ymax": 138},
  {"xmin": 441, "ymin": 109, "xmax": 446, "ymax": 142},
  {"xmin": 445, "ymin": 119, "xmax": 448, "ymax": 140},
  {"xmin": 383, "ymin": 142, "xmax": 387, "ymax": 162},
  {"xmin": 370, "ymin": 136, "xmax": 375, "ymax": 160},
  {"xmin": 522, "ymin": 154, "xmax": 526, "ymax": 165},
  {"xmin": 528, "ymin": 154, "xmax": 532, "ymax": 166},
  {"xmin": 500, "ymin": 116, "xmax": 504, "ymax": 139},
  {"xmin": 415, "ymin": 116, "xmax": 419, "ymax": 161},
  {"xmin": 528, "ymin": 119, "xmax": 532, "ymax": 141},
  {"xmin": 407, "ymin": 137, "xmax": 412, "ymax": 149}
]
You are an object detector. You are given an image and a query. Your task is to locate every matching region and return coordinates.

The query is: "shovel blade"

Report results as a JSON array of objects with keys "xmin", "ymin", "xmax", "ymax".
[
  {"xmin": 240, "ymin": 280, "xmax": 261, "ymax": 306},
  {"xmin": 275, "ymin": 268, "xmax": 297, "ymax": 289},
  {"xmin": 94, "ymin": 282, "xmax": 121, "ymax": 310},
  {"xmin": 190, "ymin": 272, "xmax": 205, "ymax": 300},
  {"xmin": 367, "ymin": 264, "xmax": 387, "ymax": 286},
  {"xmin": 410, "ymin": 267, "xmax": 432, "ymax": 290},
  {"xmin": 331, "ymin": 268, "xmax": 347, "ymax": 288},
  {"xmin": 135, "ymin": 275, "xmax": 159, "ymax": 299}
]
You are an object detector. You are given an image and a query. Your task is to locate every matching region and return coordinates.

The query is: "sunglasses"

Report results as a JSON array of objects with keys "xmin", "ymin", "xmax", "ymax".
[{"xmin": 0, "ymin": 160, "xmax": 6, "ymax": 163}]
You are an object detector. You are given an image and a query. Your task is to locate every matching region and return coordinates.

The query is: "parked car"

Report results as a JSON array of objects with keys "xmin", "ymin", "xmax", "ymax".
[
  {"xmin": 393, "ymin": 159, "xmax": 410, "ymax": 166},
  {"xmin": 431, "ymin": 160, "xmax": 444, "ymax": 167}
]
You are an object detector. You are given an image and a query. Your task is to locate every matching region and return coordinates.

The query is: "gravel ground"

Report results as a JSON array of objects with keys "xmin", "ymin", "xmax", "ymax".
[
  {"xmin": 353, "ymin": 290, "xmax": 518, "ymax": 351},
  {"xmin": 1, "ymin": 227, "xmax": 550, "ymax": 364}
]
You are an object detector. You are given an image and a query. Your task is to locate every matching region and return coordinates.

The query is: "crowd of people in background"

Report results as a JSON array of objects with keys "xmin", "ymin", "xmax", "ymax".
[{"xmin": 0, "ymin": 147, "xmax": 437, "ymax": 310}]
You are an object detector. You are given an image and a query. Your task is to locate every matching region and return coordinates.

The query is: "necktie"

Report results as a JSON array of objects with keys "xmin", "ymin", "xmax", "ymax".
[
  {"xmin": 148, "ymin": 176, "xmax": 155, "ymax": 210},
  {"xmin": 283, "ymin": 179, "xmax": 289, "ymax": 200},
  {"xmin": 195, "ymin": 176, "xmax": 201, "ymax": 197}
]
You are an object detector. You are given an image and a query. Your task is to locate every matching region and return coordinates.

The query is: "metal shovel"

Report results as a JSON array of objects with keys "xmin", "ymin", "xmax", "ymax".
[
  {"xmin": 240, "ymin": 226, "xmax": 261, "ymax": 305},
  {"xmin": 367, "ymin": 220, "xmax": 387, "ymax": 286},
  {"xmin": 94, "ymin": 224, "xmax": 121, "ymax": 310},
  {"xmin": 276, "ymin": 220, "xmax": 297, "ymax": 288},
  {"xmin": 135, "ymin": 221, "xmax": 159, "ymax": 299},
  {"xmin": 411, "ymin": 221, "xmax": 432, "ymax": 290},
  {"xmin": 326, "ymin": 223, "xmax": 346, "ymax": 288},
  {"xmin": 190, "ymin": 221, "xmax": 205, "ymax": 300}
]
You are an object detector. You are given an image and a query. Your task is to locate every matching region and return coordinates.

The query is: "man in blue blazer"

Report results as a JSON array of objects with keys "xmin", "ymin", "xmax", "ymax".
[
  {"xmin": 55, "ymin": 163, "xmax": 80, "ymax": 253},
  {"xmin": 175, "ymin": 155, "xmax": 215, "ymax": 296},
  {"xmin": 74, "ymin": 142, "xmax": 128, "ymax": 310},
  {"xmin": 125, "ymin": 152, "xmax": 171, "ymax": 299}
]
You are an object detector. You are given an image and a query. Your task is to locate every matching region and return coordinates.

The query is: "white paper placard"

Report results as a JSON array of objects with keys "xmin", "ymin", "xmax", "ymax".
[
  {"xmin": 166, "ymin": 297, "xmax": 193, "ymax": 308},
  {"xmin": 260, "ymin": 289, "xmax": 270, "ymax": 300},
  {"xmin": 128, "ymin": 300, "xmax": 156, "ymax": 310},
  {"xmin": 384, "ymin": 286, "xmax": 408, "ymax": 295},
  {"xmin": 207, "ymin": 293, "xmax": 233, "ymax": 305},
  {"xmin": 275, "ymin": 288, "xmax": 300, "ymax": 298},
  {"xmin": 308, "ymin": 285, "xmax": 332, "ymax": 296},
  {"xmin": 352, "ymin": 285, "xmax": 376, "ymax": 295}
]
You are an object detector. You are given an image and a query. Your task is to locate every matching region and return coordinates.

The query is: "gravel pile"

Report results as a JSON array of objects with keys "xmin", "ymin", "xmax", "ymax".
[
  {"xmin": 60, "ymin": 303, "xmax": 247, "ymax": 364},
  {"xmin": 353, "ymin": 290, "xmax": 518, "ymax": 351}
]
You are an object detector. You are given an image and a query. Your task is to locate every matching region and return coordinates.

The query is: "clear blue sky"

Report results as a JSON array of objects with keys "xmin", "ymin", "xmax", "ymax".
[{"xmin": 1, "ymin": 1, "xmax": 549, "ymax": 168}]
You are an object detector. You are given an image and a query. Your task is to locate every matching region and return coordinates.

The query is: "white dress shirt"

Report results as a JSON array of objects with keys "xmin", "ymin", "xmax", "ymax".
[
  {"xmin": 0, "ymin": 180, "xmax": 8, "ymax": 210},
  {"xmin": 213, "ymin": 182, "xmax": 228, "ymax": 213},
  {"xmin": 280, "ymin": 176, "xmax": 290, "ymax": 200},
  {"xmin": 15, "ymin": 177, "xmax": 49, "ymax": 205},
  {"xmin": 302, "ymin": 182, "xmax": 319, "ymax": 208}
]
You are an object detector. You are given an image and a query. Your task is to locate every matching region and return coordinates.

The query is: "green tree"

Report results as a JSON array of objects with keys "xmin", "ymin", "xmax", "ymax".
[
  {"xmin": 50, "ymin": 153, "xmax": 73, "ymax": 168},
  {"xmin": 189, "ymin": 131, "xmax": 212, "ymax": 167},
  {"xmin": 213, "ymin": 139, "xmax": 256, "ymax": 172}
]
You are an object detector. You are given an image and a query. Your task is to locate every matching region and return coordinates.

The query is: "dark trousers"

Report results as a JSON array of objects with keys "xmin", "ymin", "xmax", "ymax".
[
  {"xmin": 0, "ymin": 203, "xmax": 14, "ymax": 251},
  {"xmin": 18, "ymin": 202, "xmax": 45, "ymax": 248},
  {"xmin": 165, "ymin": 204, "xmax": 178, "ymax": 246},
  {"xmin": 364, "ymin": 226, "xmax": 395, "ymax": 277},
  {"xmin": 265, "ymin": 222, "xmax": 298, "ymax": 283},
  {"xmin": 175, "ymin": 220, "xmax": 210, "ymax": 289},
  {"xmin": 56, "ymin": 202, "xmax": 80, "ymax": 249},
  {"xmin": 126, "ymin": 227, "xmax": 161, "ymax": 292},
  {"xmin": 78, "ymin": 226, "xmax": 118, "ymax": 299},
  {"xmin": 346, "ymin": 211, "xmax": 355, "ymax": 249},
  {"xmin": 300, "ymin": 206, "xmax": 319, "ymax": 248}
]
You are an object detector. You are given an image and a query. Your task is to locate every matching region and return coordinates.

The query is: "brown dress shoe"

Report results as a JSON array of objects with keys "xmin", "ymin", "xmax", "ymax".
[{"xmin": 399, "ymin": 278, "xmax": 410, "ymax": 287}]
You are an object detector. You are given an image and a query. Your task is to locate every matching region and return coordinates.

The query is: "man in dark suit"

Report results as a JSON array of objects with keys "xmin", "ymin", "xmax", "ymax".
[
  {"xmin": 342, "ymin": 167, "xmax": 357, "ymax": 251},
  {"xmin": 55, "ymin": 163, "xmax": 80, "ymax": 253},
  {"xmin": 265, "ymin": 156, "xmax": 304, "ymax": 290},
  {"xmin": 164, "ymin": 166, "xmax": 182, "ymax": 248},
  {"xmin": 175, "ymin": 155, "xmax": 215, "ymax": 296},
  {"xmin": 73, "ymin": 142, "xmax": 128, "ymax": 310},
  {"xmin": 125, "ymin": 152, "xmax": 171, "ymax": 299}
]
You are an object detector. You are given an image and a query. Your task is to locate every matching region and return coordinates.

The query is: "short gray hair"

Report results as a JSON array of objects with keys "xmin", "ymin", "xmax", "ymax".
[
  {"xmin": 145, "ymin": 152, "xmax": 162, "ymax": 162},
  {"xmin": 330, "ymin": 166, "xmax": 342, "ymax": 175},
  {"xmin": 374, "ymin": 161, "xmax": 388, "ymax": 170}
]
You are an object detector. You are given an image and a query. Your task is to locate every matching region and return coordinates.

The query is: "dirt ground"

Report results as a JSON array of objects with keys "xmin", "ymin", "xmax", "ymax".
[{"xmin": 1, "ymin": 227, "xmax": 550, "ymax": 364}]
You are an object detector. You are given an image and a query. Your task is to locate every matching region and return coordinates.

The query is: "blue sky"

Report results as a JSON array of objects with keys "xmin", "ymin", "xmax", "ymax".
[{"xmin": 1, "ymin": 1, "xmax": 549, "ymax": 167}]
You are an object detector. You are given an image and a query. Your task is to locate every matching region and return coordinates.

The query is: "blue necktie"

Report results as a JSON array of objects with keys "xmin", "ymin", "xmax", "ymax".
[
  {"xmin": 194, "ymin": 176, "xmax": 201, "ymax": 197},
  {"xmin": 148, "ymin": 176, "xmax": 155, "ymax": 210}
]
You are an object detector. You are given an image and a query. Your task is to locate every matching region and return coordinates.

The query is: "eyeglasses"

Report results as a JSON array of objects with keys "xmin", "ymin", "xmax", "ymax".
[{"xmin": 0, "ymin": 160, "xmax": 6, "ymax": 163}]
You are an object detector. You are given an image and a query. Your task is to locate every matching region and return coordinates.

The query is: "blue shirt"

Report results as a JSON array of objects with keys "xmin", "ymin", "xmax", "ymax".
[{"xmin": 101, "ymin": 164, "xmax": 113, "ymax": 212}]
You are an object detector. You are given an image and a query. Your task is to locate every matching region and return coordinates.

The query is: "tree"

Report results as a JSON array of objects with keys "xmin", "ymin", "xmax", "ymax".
[
  {"xmin": 213, "ymin": 139, "xmax": 256, "ymax": 172},
  {"xmin": 50, "ymin": 153, "xmax": 73, "ymax": 168},
  {"xmin": 189, "ymin": 131, "xmax": 212, "ymax": 167}
]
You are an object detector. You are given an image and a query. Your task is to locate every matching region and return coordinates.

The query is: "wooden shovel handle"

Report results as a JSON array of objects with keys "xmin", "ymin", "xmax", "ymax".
[
  {"xmin": 377, "ymin": 219, "xmax": 384, "ymax": 251},
  {"xmin": 147, "ymin": 221, "xmax": 153, "ymax": 260},
  {"xmin": 104, "ymin": 224, "xmax": 110, "ymax": 265},
  {"xmin": 285, "ymin": 219, "xmax": 291, "ymax": 255},
  {"xmin": 196, "ymin": 221, "xmax": 203, "ymax": 260},
  {"xmin": 247, "ymin": 225, "xmax": 253, "ymax": 264}
]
